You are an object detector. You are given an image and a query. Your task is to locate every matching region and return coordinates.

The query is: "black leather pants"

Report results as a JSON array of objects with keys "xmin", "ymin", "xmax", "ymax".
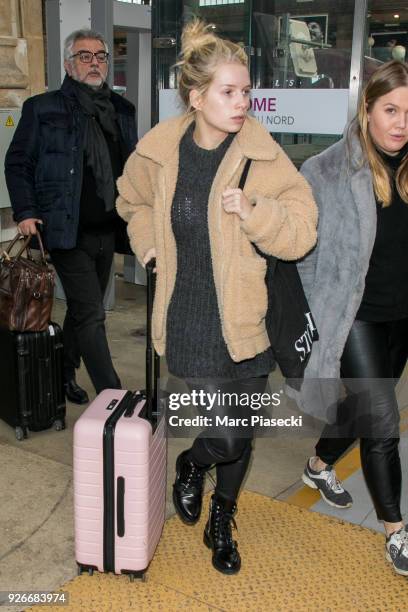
[
  {"xmin": 316, "ymin": 318, "xmax": 408, "ymax": 522},
  {"xmin": 187, "ymin": 376, "xmax": 268, "ymax": 503}
]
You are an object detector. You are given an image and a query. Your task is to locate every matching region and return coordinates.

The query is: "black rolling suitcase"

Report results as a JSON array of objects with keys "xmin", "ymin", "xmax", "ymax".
[{"xmin": 0, "ymin": 322, "xmax": 66, "ymax": 440}]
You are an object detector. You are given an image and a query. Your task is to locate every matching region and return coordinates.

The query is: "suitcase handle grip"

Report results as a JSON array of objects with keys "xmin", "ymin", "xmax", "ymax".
[
  {"xmin": 145, "ymin": 258, "xmax": 158, "ymax": 424},
  {"xmin": 117, "ymin": 476, "xmax": 125, "ymax": 537}
]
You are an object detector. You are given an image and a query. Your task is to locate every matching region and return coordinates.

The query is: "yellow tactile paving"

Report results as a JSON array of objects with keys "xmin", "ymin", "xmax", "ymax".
[{"xmin": 26, "ymin": 491, "xmax": 408, "ymax": 612}]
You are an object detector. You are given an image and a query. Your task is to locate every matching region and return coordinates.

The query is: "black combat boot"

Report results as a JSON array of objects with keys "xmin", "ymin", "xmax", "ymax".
[
  {"xmin": 203, "ymin": 494, "xmax": 241, "ymax": 574},
  {"xmin": 172, "ymin": 450, "xmax": 208, "ymax": 524}
]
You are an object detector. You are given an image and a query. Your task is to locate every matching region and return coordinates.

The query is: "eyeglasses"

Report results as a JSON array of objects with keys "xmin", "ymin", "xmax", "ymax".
[{"xmin": 70, "ymin": 50, "xmax": 109, "ymax": 64}]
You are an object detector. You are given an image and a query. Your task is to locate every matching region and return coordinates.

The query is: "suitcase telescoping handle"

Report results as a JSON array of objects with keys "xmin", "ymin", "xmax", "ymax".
[{"xmin": 145, "ymin": 258, "xmax": 160, "ymax": 423}]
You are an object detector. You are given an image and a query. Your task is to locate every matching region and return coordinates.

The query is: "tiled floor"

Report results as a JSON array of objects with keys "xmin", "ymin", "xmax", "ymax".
[{"xmin": 1, "ymin": 261, "xmax": 408, "ymax": 607}]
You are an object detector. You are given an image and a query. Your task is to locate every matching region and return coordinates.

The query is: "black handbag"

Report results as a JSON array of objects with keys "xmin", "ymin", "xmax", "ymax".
[{"xmin": 239, "ymin": 159, "xmax": 318, "ymax": 382}]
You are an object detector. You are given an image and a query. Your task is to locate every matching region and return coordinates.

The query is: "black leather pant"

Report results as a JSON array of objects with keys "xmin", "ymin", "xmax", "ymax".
[
  {"xmin": 186, "ymin": 376, "xmax": 268, "ymax": 503},
  {"xmin": 316, "ymin": 318, "xmax": 408, "ymax": 522}
]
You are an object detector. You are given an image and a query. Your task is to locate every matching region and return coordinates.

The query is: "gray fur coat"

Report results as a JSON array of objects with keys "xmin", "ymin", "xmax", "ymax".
[{"xmin": 293, "ymin": 124, "xmax": 377, "ymax": 417}]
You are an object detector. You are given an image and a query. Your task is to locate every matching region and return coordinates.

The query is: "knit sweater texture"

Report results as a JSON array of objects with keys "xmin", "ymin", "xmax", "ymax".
[{"xmin": 166, "ymin": 123, "xmax": 275, "ymax": 378}]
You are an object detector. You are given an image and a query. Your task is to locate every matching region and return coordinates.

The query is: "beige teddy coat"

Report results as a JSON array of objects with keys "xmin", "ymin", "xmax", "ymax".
[{"xmin": 116, "ymin": 114, "xmax": 317, "ymax": 362}]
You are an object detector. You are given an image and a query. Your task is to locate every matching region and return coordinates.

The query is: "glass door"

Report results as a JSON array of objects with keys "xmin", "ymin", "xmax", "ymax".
[
  {"xmin": 152, "ymin": 0, "xmax": 359, "ymax": 165},
  {"xmin": 250, "ymin": 0, "xmax": 355, "ymax": 164},
  {"xmin": 152, "ymin": 0, "xmax": 252, "ymax": 124},
  {"xmin": 366, "ymin": 1, "xmax": 408, "ymax": 69}
]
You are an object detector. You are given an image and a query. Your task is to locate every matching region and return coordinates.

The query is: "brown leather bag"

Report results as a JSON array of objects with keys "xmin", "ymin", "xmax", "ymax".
[{"xmin": 0, "ymin": 232, "xmax": 55, "ymax": 332}]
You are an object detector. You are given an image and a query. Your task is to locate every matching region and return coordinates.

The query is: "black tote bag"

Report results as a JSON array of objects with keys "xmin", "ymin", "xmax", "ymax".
[{"xmin": 239, "ymin": 159, "xmax": 318, "ymax": 382}]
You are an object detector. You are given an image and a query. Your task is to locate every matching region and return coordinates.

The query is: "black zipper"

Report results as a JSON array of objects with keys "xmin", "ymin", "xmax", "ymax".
[{"xmin": 102, "ymin": 390, "xmax": 141, "ymax": 572}]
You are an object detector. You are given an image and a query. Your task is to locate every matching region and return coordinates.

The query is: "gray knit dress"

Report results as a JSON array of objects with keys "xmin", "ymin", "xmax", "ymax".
[{"xmin": 165, "ymin": 123, "xmax": 274, "ymax": 379}]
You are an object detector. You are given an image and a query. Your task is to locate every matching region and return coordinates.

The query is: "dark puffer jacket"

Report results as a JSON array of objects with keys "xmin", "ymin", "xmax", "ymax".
[{"xmin": 5, "ymin": 75, "xmax": 137, "ymax": 251}]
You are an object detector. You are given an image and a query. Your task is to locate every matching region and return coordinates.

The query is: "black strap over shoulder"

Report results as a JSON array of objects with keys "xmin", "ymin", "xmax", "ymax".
[
  {"xmin": 240, "ymin": 158, "xmax": 278, "ymax": 275},
  {"xmin": 238, "ymin": 156, "xmax": 318, "ymax": 383},
  {"xmin": 238, "ymin": 159, "xmax": 252, "ymax": 191}
]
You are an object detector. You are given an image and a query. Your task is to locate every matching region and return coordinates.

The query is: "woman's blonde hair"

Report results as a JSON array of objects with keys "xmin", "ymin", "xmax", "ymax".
[
  {"xmin": 177, "ymin": 19, "xmax": 248, "ymax": 113},
  {"xmin": 357, "ymin": 60, "xmax": 408, "ymax": 206}
]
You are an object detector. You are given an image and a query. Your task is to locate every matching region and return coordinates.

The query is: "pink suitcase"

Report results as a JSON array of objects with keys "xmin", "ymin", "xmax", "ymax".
[{"xmin": 73, "ymin": 260, "xmax": 167, "ymax": 580}]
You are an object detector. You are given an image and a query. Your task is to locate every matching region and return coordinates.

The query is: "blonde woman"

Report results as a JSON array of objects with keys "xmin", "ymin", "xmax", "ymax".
[
  {"xmin": 117, "ymin": 20, "xmax": 317, "ymax": 574},
  {"xmin": 298, "ymin": 61, "xmax": 408, "ymax": 576}
]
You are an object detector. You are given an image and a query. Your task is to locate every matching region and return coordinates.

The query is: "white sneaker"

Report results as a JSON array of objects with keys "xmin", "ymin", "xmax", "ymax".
[
  {"xmin": 302, "ymin": 457, "xmax": 353, "ymax": 509},
  {"xmin": 386, "ymin": 526, "xmax": 408, "ymax": 576}
]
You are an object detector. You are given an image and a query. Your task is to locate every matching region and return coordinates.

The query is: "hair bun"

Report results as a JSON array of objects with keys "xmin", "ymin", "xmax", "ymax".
[{"xmin": 180, "ymin": 19, "xmax": 216, "ymax": 63}]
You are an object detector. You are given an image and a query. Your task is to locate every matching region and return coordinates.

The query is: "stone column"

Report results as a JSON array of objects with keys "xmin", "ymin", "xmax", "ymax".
[
  {"xmin": 0, "ymin": 0, "xmax": 27, "ymax": 108},
  {"xmin": 0, "ymin": 0, "xmax": 45, "ymax": 240},
  {"xmin": 20, "ymin": 0, "xmax": 46, "ymax": 97}
]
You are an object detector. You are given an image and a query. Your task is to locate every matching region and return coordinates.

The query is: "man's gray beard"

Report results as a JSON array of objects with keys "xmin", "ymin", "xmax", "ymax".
[
  {"xmin": 71, "ymin": 70, "xmax": 106, "ymax": 90},
  {"xmin": 86, "ymin": 82, "xmax": 104, "ymax": 91}
]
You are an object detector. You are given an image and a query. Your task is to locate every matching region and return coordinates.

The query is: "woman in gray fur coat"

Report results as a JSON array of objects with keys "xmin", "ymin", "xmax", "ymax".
[{"xmin": 298, "ymin": 61, "xmax": 408, "ymax": 576}]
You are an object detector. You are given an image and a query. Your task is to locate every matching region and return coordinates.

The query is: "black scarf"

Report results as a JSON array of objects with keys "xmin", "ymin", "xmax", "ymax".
[{"xmin": 69, "ymin": 76, "xmax": 119, "ymax": 211}]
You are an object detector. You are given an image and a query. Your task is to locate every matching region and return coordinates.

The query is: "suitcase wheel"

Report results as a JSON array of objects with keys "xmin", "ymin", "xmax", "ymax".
[
  {"xmin": 54, "ymin": 419, "xmax": 65, "ymax": 432},
  {"xmin": 128, "ymin": 572, "xmax": 146, "ymax": 583},
  {"xmin": 15, "ymin": 426, "xmax": 25, "ymax": 441},
  {"xmin": 77, "ymin": 564, "xmax": 95, "ymax": 576}
]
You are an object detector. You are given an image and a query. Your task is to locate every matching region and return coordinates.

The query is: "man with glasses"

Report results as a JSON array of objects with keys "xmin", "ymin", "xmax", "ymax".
[{"xmin": 5, "ymin": 29, "xmax": 137, "ymax": 403}]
